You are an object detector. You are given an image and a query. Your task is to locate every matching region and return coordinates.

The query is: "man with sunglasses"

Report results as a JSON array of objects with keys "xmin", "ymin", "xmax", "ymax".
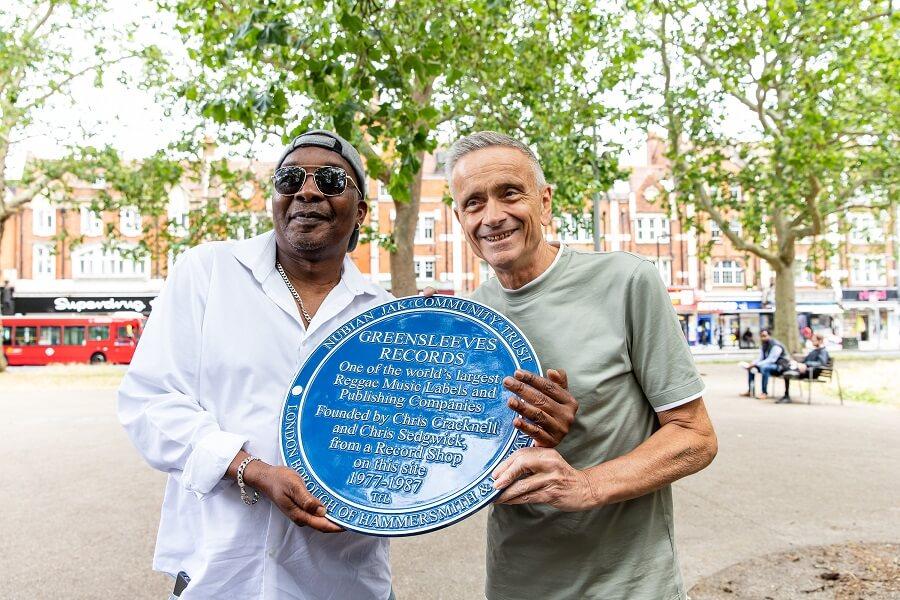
[
  {"xmin": 119, "ymin": 129, "xmax": 576, "ymax": 599},
  {"xmin": 119, "ymin": 129, "xmax": 395, "ymax": 599},
  {"xmin": 447, "ymin": 131, "xmax": 718, "ymax": 600}
]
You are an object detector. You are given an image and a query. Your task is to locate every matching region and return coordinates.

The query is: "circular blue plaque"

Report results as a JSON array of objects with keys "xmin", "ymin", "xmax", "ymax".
[{"xmin": 279, "ymin": 295, "xmax": 540, "ymax": 536}]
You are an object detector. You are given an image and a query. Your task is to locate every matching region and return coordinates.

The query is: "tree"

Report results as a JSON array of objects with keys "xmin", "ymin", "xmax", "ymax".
[
  {"xmin": 637, "ymin": 0, "xmax": 899, "ymax": 350},
  {"xmin": 0, "ymin": 1, "xmax": 163, "ymax": 248},
  {"xmin": 25, "ymin": 139, "xmax": 272, "ymax": 276},
  {"xmin": 163, "ymin": 0, "xmax": 631, "ymax": 295}
]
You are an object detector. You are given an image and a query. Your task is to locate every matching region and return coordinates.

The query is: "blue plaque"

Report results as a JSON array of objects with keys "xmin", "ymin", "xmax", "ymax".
[{"xmin": 279, "ymin": 295, "xmax": 540, "ymax": 536}]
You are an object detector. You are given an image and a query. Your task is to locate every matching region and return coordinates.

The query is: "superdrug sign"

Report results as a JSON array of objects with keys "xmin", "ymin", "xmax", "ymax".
[{"xmin": 14, "ymin": 295, "xmax": 157, "ymax": 314}]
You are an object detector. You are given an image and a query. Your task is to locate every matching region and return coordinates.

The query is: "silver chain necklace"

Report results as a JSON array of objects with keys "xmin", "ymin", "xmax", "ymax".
[{"xmin": 275, "ymin": 261, "xmax": 313, "ymax": 324}]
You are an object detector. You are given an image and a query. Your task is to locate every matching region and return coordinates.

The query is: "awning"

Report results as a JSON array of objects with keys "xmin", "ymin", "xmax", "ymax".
[{"xmin": 796, "ymin": 304, "xmax": 842, "ymax": 315}]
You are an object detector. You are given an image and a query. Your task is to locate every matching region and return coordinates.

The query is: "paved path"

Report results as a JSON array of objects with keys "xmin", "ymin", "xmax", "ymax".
[{"xmin": 1, "ymin": 363, "xmax": 897, "ymax": 599}]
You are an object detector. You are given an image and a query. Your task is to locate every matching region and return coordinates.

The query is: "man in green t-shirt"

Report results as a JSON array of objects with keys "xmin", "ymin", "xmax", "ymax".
[{"xmin": 447, "ymin": 131, "xmax": 718, "ymax": 600}]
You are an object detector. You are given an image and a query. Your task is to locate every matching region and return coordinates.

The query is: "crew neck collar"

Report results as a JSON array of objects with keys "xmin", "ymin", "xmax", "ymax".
[{"xmin": 498, "ymin": 243, "xmax": 569, "ymax": 301}]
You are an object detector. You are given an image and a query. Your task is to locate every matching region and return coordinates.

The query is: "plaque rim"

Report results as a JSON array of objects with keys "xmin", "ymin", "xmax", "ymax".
[{"xmin": 279, "ymin": 295, "xmax": 541, "ymax": 537}]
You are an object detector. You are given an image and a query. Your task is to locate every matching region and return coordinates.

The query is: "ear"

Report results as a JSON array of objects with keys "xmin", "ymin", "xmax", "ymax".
[
  {"xmin": 539, "ymin": 184, "xmax": 553, "ymax": 226},
  {"xmin": 356, "ymin": 198, "xmax": 369, "ymax": 224}
]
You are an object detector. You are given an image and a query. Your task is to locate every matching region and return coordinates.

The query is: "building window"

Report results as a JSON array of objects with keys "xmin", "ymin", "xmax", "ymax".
[
  {"xmin": 32, "ymin": 197, "xmax": 56, "ymax": 236},
  {"xmin": 120, "ymin": 207, "xmax": 142, "ymax": 237},
  {"xmin": 32, "ymin": 243, "xmax": 56, "ymax": 279},
  {"xmin": 80, "ymin": 206, "xmax": 104, "ymax": 236},
  {"xmin": 414, "ymin": 257, "xmax": 436, "ymax": 280},
  {"xmin": 377, "ymin": 181, "xmax": 392, "ymax": 201},
  {"xmin": 728, "ymin": 218, "xmax": 742, "ymax": 237},
  {"xmin": 557, "ymin": 214, "xmax": 593, "ymax": 243},
  {"xmin": 651, "ymin": 257, "xmax": 672, "ymax": 286},
  {"xmin": 709, "ymin": 220, "xmax": 721, "ymax": 240},
  {"xmin": 415, "ymin": 215, "xmax": 435, "ymax": 244},
  {"xmin": 729, "ymin": 184, "xmax": 743, "ymax": 202},
  {"xmin": 848, "ymin": 212, "xmax": 883, "ymax": 244},
  {"xmin": 634, "ymin": 214, "xmax": 669, "ymax": 243},
  {"xmin": 72, "ymin": 244, "xmax": 149, "ymax": 278},
  {"xmin": 850, "ymin": 256, "xmax": 886, "ymax": 285},
  {"xmin": 168, "ymin": 188, "xmax": 190, "ymax": 235},
  {"xmin": 713, "ymin": 259, "xmax": 744, "ymax": 285},
  {"xmin": 794, "ymin": 259, "xmax": 815, "ymax": 284}
]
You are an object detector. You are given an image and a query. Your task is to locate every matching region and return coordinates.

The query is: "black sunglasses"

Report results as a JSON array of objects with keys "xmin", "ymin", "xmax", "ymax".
[{"xmin": 272, "ymin": 165, "xmax": 362, "ymax": 198}]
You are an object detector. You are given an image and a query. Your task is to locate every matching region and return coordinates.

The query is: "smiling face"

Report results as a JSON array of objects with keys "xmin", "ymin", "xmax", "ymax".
[
  {"xmin": 272, "ymin": 146, "xmax": 366, "ymax": 258},
  {"xmin": 450, "ymin": 146, "xmax": 552, "ymax": 278}
]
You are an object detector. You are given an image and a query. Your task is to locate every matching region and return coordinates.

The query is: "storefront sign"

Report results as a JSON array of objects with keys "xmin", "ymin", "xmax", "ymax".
[{"xmin": 13, "ymin": 295, "xmax": 157, "ymax": 314}]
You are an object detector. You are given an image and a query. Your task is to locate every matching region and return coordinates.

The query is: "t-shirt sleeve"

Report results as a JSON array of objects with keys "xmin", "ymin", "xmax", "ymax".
[{"xmin": 625, "ymin": 260, "xmax": 705, "ymax": 412}]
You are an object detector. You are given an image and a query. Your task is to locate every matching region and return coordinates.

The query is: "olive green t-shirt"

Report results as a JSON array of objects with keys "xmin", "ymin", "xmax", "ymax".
[{"xmin": 472, "ymin": 245, "xmax": 705, "ymax": 600}]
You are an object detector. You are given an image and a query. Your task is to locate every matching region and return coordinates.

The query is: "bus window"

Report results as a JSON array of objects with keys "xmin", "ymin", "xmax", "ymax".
[
  {"xmin": 2, "ymin": 326, "xmax": 11, "ymax": 345},
  {"xmin": 88, "ymin": 325, "xmax": 110, "ymax": 341},
  {"xmin": 115, "ymin": 324, "xmax": 137, "ymax": 344},
  {"xmin": 15, "ymin": 326, "xmax": 38, "ymax": 346},
  {"xmin": 64, "ymin": 326, "xmax": 86, "ymax": 346},
  {"xmin": 39, "ymin": 326, "xmax": 62, "ymax": 346}
]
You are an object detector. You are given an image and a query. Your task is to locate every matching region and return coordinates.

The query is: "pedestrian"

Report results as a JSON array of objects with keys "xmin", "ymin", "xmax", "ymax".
[
  {"xmin": 446, "ymin": 131, "xmax": 718, "ymax": 600},
  {"xmin": 740, "ymin": 329, "xmax": 789, "ymax": 399},
  {"xmin": 780, "ymin": 333, "xmax": 830, "ymax": 403}
]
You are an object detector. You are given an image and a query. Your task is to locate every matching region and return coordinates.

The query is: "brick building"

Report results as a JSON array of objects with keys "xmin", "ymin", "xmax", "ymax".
[{"xmin": 3, "ymin": 138, "xmax": 898, "ymax": 348}]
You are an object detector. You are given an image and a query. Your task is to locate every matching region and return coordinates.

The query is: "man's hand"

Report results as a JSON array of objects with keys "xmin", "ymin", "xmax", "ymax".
[
  {"xmin": 503, "ymin": 369, "xmax": 577, "ymax": 447},
  {"xmin": 242, "ymin": 462, "xmax": 344, "ymax": 533},
  {"xmin": 491, "ymin": 447, "xmax": 596, "ymax": 511}
]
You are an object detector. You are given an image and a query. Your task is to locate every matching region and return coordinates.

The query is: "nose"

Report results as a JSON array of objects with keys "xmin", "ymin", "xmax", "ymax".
[
  {"xmin": 482, "ymin": 197, "xmax": 506, "ymax": 228},
  {"xmin": 294, "ymin": 169, "xmax": 323, "ymax": 203}
]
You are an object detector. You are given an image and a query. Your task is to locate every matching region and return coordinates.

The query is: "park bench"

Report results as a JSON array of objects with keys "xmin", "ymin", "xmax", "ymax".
[{"xmin": 781, "ymin": 359, "xmax": 843, "ymax": 405}]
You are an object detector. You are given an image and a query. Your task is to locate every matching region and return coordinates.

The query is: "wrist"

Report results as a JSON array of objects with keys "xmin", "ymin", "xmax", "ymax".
[
  {"xmin": 578, "ymin": 468, "xmax": 606, "ymax": 510},
  {"xmin": 241, "ymin": 460, "xmax": 272, "ymax": 492}
]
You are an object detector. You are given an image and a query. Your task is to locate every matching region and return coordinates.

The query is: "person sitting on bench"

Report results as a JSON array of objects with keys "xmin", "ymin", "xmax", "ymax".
[
  {"xmin": 779, "ymin": 333, "xmax": 830, "ymax": 404},
  {"xmin": 740, "ymin": 329, "xmax": 789, "ymax": 400}
]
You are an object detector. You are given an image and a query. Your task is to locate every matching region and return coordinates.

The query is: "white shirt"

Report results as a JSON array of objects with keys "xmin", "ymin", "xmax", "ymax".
[{"xmin": 118, "ymin": 231, "xmax": 394, "ymax": 600}]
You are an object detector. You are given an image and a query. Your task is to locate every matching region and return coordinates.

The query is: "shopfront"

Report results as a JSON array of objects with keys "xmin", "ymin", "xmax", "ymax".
[
  {"xmin": 11, "ymin": 294, "xmax": 157, "ymax": 315},
  {"xmin": 841, "ymin": 288, "xmax": 899, "ymax": 347},
  {"xmin": 696, "ymin": 300, "xmax": 773, "ymax": 349}
]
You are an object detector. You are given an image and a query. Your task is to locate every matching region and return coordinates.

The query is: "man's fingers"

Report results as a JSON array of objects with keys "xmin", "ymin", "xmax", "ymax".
[
  {"xmin": 507, "ymin": 395, "xmax": 563, "ymax": 438},
  {"xmin": 491, "ymin": 448, "xmax": 543, "ymax": 489},
  {"xmin": 548, "ymin": 368, "xmax": 568, "ymax": 390},
  {"xmin": 421, "ymin": 286, "xmax": 437, "ymax": 297},
  {"xmin": 511, "ymin": 369, "xmax": 576, "ymax": 406},
  {"xmin": 494, "ymin": 473, "xmax": 550, "ymax": 504},
  {"xmin": 512, "ymin": 416, "xmax": 556, "ymax": 447},
  {"xmin": 288, "ymin": 508, "xmax": 345, "ymax": 533},
  {"xmin": 287, "ymin": 480, "xmax": 326, "ymax": 517}
]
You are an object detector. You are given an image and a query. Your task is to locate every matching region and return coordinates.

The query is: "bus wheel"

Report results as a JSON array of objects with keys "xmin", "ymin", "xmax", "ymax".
[{"xmin": 90, "ymin": 352, "xmax": 107, "ymax": 365}]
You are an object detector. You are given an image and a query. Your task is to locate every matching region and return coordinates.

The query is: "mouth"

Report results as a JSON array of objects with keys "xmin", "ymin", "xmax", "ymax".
[
  {"xmin": 289, "ymin": 211, "xmax": 330, "ymax": 222},
  {"xmin": 481, "ymin": 229, "xmax": 517, "ymax": 243}
]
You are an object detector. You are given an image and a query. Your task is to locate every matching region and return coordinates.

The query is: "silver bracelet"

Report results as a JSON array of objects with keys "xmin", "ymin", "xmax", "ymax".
[{"xmin": 236, "ymin": 456, "xmax": 261, "ymax": 506}]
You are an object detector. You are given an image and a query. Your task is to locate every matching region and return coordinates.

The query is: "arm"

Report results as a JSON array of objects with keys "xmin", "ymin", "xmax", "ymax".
[
  {"xmin": 756, "ymin": 345, "xmax": 782, "ymax": 367},
  {"xmin": 493, "ymin": 260, "xmax": 715, "ymax": 509},
  {"xmin": 492, "ymin": 398, "xmax": 717, "ymax": 510},
  {"xmin": 117, "ymin": 249, "xmax": 339, "ymax": 532},
  {"xmin": 117, "ymin": 249, "xmax": 247, "ymax": 496}
]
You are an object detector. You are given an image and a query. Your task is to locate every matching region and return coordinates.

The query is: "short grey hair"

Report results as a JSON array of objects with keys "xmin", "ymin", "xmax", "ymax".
[{"xmin": 445, "ymin": 131, "xmax": 547, "ymax": 191}]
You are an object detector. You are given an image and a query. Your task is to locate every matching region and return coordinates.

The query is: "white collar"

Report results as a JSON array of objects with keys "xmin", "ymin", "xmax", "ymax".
[{"xmin": 232, "ymin": 230, "xmax": 382, "ymax": 297}]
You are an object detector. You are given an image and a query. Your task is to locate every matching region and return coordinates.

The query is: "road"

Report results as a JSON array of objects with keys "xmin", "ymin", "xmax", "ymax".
[{"xmin": 1, "ymin": 363, "xmax": 898, "ymax": 599}]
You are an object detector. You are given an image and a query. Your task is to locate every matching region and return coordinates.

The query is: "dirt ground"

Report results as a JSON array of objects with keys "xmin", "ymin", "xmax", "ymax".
[{"xmin": 689, "ymin": 542, "xmax": 900, "ymax": 599}]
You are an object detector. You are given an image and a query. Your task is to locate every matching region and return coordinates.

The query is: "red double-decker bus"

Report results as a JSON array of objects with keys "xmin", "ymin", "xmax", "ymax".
[{"xmin": 1, "ymin": 314, "xmax": 144, "ymax": 366}]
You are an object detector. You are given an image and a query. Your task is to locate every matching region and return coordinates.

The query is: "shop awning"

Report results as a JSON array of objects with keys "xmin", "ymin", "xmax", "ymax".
[{"xmin": 796, "ymin": 303, "xmax": 842, "ymax": 315}]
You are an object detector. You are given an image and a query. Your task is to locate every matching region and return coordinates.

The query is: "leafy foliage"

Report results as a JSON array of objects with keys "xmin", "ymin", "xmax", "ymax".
[
  {"xmin": 162, "ymin": 0, "xmax": 634, "ymax": 293},
  {"xmin": 635, "ymin": 0, "xmax": 899, "ymax": 349}
]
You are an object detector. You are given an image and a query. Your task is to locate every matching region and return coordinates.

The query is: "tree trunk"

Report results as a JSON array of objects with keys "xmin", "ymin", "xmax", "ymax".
[
  {"xmin": 389, "ymin": 153, "xmax": 425, "ymax": 297},
  {"xmin": 772, "ymin": 261, "xmax": 801, "ymax": 353}
]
